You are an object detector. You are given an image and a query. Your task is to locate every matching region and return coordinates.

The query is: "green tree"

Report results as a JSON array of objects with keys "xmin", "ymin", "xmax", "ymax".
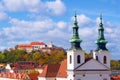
[
  {"xmin": 28, "ymin": 70, "xmax": 39, "ymax": 74},
  {"xmin": 38, "ymin": 50, "xmax": 66, "ymax": 65},
  {"xmin": 0, "ymin": 53, "xmax": 5, "ymax": 62},
  {"xmin": 33, "ymin": 52, "xmax": 41, "ymax": 63},
  {"xmin": 85, "ymin": 53, "xmax": 91, "ymax": 60},
  {"xmin": 111, "ymin": 60, "xmax": 120, "ymax": 70},
  {"xmin": 23, "ymin": 53, "xmax": 29, "ymax": 61}
]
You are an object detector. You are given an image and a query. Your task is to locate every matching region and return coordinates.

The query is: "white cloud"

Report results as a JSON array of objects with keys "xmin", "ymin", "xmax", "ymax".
[
  {"xmin": 2, "ymin": 0, "xmax": 44, "ymax": 12},
  {"xmin": 57, "ymin": 21, "xmax": 67, "ymax": 29},
  {"xmin": 79, "ymin": 27, "xmax": 96, "ymax": 38},
  {"xmin": 0, "ymin": 2, "xmax": 4, "ymax": 11},
  {"xmin": 47, "ymin": 29, "xmax": 70, "ymax": 39},
  {"xmin": 72, "ymin": 14, "xmax": 92, "ymax": 27},
  {"xmin": 106, "ymin": 28, "xmax": 113, "ymax": 33},
  {"xmin": 4, "ymin": 19, "xmax": 55, "ymax": 41},
  {"xmin": 0, "ymin": 17, "xmax": 70, "ymax": 51},
  {"xmin": 3, "ymin": 0, "xmax": 24, "ymax": 11},
  {"xmin": 46, "ymin": 0, "xmax": 66, "ymax": 15},
  {"xmin": 0, "ymin": 46, "xmax": 8, "ymax": 51},
  {"xmin": 0, "ymin": 12, "xmax": 8, "ymax": 21},
  {"xmin": 77, "ymin": 14, "xmax": 92, "ymax": 26},
  {"xmin": 1, "ymin": 0, "xmax": 66, "ymax": 15},
  {"xmin": 9, "ymin": 18, "xmax": 55, "ymax": 32}
]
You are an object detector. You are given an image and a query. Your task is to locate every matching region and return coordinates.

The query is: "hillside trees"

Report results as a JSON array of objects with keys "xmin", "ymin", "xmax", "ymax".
[
  {"xmin": 0, "ymin": 52, "xmax": 5, "ymax": 62},
  {"xmin": 38, "ymin": 50, "xmax": 66, "ymax": 65},
  {"xmin": 0, "ymin": 47, "xmax": 66, "ymax": 65},
  {"xmin": 1, "ymin": 47, "xmax": 120, "ymax": 70},
  {"xmin": 111, "ymin": 60, "xmax": 120, "ymax": 70}
]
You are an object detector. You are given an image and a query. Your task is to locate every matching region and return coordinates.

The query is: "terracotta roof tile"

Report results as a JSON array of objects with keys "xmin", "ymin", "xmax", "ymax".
[
  {"xmin": 111, "ymin": 75, "xmax": 120, "ymax": 80},
  {"xmin": 10, "ymin": 61, "xmax": 38, "ymax": 70},
  {"xmin": 28, "ymin": 74, "xmax": 39, "ymax": 80},
  {"xmin": 30, "ymin": 42, "xmax": 45, "ymax": 45},
  {"xmin": 57, "ymin": 59, "xmax": 67, "ymax": 78},
  {"xmin": 39, "ymin": 64, "xmax": 60, "ymax": 77},
  {"xmin": 39, "ymin": 59, "xmax": 67, "ymax": 78},
  {"xmin": 11, "ymin": 67, "xmax": 19, "ymax": 70},
  {"xmin": 18, "ymin": 44, "xmax": 32, "ymax": 48},
  {"xmin": 0, "ymin": 72, "xmax": 27, "ymax": 79}
]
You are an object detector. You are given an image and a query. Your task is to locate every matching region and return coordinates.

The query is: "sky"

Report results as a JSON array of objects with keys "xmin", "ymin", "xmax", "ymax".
[{"xmin": 0, "ymin": 0, "xmax": 120, "ymax": 59}]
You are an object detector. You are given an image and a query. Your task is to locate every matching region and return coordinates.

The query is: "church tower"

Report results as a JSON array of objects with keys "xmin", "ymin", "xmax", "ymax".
[
  {"xmin": 93, "ymin": 13, "xmax": 110, "ymax": 68},
  {"xmin": 67, "ymin": 12, "xmax": 85, "ymax": 70}
]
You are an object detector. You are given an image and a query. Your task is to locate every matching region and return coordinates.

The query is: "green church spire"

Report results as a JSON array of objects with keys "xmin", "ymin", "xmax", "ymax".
[
  {"xmin": 69, "ymin": 12, "xmax": 82, "ymax": 50},
  {"xmin": 95, "ymin": 13, "xmax": 108, "ymax": 51}
]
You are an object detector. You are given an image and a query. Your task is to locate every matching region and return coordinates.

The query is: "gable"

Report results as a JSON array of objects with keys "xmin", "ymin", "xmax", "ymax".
[
  {"xmin": 56, "ymin": 59, "xmax": 67, "ymax": 78},
  {"xmin": 39, "ymin": 64, "xmax": 60, "ymax": 77},
  {"xmin": 75, "ymin": 59, "xmax": 109, "ymax": 71}
]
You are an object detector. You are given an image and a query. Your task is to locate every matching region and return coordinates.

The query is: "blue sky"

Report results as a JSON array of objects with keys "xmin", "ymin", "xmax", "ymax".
[{"xmin": 0, "ymin": 0, "xmax": 120, "ymax": 59}]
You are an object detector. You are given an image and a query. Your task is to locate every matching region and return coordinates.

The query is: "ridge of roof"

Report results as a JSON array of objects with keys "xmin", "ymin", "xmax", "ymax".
[
  {"xmin": 30, "ymin": 42, "xmax": 45, "ymax": 45},
  {"xmin": 18, "ymin": 44, "xmax": 32, "ymax": 47},
  {"xmin": 74, "ymin": 58, "xmax": 92, "ymax": 70},
  {"xmin": 74, "ymin": 58, "xmax": 110, "ymax": 71}
]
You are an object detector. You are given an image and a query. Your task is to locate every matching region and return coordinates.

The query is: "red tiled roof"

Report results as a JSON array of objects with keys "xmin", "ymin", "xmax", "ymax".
[
  {"xmin": 39, "ymin": 59, "xmax": 67, "ymax": 78},
  {"xmin": 18, "ymin": 42, "xmax": 46, "ymax": 48},
  {"xmin": 28, "ymin": 74, "xmax": 39, "ymax": 80},
  {"xmin": 30, "ymin": 42, "xmax": 45, "ymax": 45},
  {"xmin": 39, "ymin": 64, "xmax": 60, "ymax": 77},
  {"xmin": 57, "ymin": 59, "xmax": 67, "ymax": 78},
  {"xmin": 36, "ymin": 65, "xmax": 46, "ymax": 69},
  {"xmin": 111, "ymin": 75, "xmax": 120, "ymax": 80},
  {"xmin": 18, "ymin": 44, "xmax": 32, "ymax": 48},
  {"xmin": 0, "ymin": 72, "xmax": 28, "ymax": 79},
  {"xmin": 10, "ymin": 62, "xmax": 38, "ymax": 70},
  {"xmin": 11, "ymin": 65, "xmax": 35, "ymax": 70},
  {"xmin": 11, "ymin": 67, "xmax": 19, "ymax": 70}
]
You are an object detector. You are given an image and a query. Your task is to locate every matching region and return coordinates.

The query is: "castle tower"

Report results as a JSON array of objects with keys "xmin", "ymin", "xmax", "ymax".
[{"xmin": 93, "ymin": 13, "xmax": 110, "ymax": 68}]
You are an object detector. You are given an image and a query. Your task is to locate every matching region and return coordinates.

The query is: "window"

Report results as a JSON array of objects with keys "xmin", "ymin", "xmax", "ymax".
[
  {"xmin": 100, "ymin": 74, "xmax": 102, "ymax": 77},
  {"xmin": 70, "ymin": 55, "xmax": 72, "ymax": 64},
  {"xmin": 73, "ymin": 75, "xmax": 75, "ymax": 77},
  {"xmin": 103, "ymin": 78, "xmax": 107, "ymax": 80},
  {"xmin": 103, "ymin": 56, "xmax": 107, "ymax": 64},
  {"xmin": 96, "ymin": 56, "xmax": 98, "ymax": 61},
  {"xmin": 77, "ymin": 55, "xmax": 81, "ymax": 63},
  {"xmin": 83, "ymin": 74, "xmax": 85, "ymax": 77}
]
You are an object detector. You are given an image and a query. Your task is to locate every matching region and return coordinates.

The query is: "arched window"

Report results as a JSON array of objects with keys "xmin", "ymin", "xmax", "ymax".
[
  {"xmin": 70, "ymin": 55, "xmax": 72, "ymax": 64},
  {"xmin": 77, "ymin": 55, "xmax": 81, "ymax": 64},
  {"xmin": 103, "ymin": 56, "xmax": 107, "ymax": 64},
  {"xmin": 96, "ymin": 56, "xmax": 98, "ymax": 61}
]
